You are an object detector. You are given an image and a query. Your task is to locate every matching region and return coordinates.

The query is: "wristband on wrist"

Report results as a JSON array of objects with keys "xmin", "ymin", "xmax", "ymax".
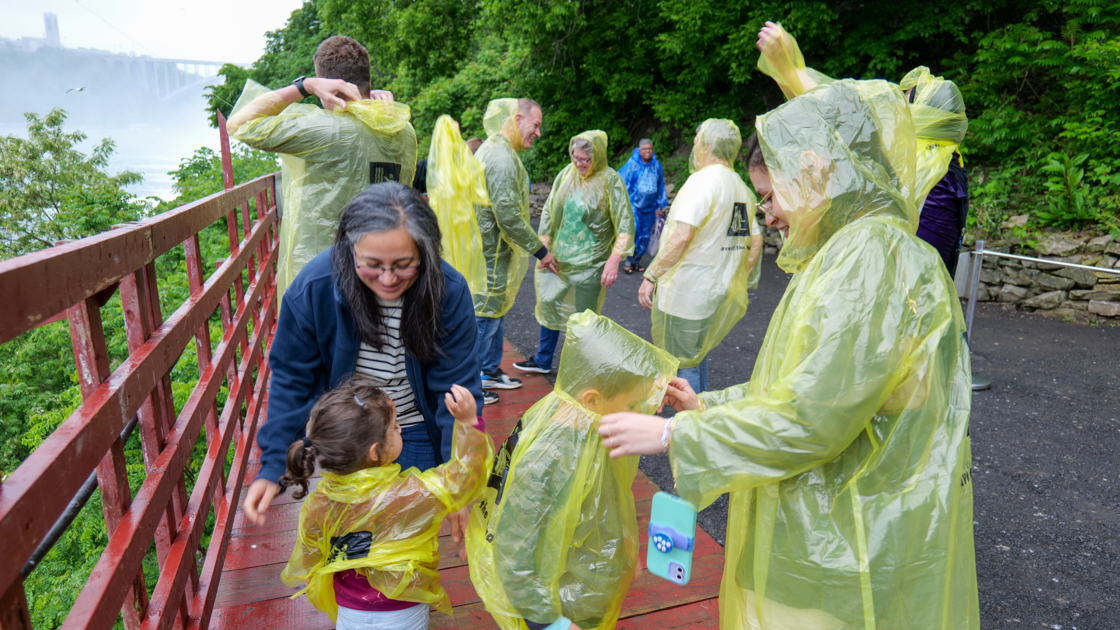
[
  {"xmin": 292, "ymin": 76, "xmax": 310, "ymax": 98},
  {"xmin": 660, "ymin": 417, "xmax": 673, "ymax": 452}
]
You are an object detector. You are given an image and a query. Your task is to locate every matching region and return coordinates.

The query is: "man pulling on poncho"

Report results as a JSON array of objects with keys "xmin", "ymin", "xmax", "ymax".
[
  {"xmin": 513, "ymin": 131, "xmax": 634, "ymax": 375},
  {"xmin": 756, "ymin": 21, "xmax": 970, "ymax": 276},
  {"xmin": 637, "ymin": 119, "xmax": 764, "ymax": 393},
  {"xmin": 226, "ymin": 36, "xmax": 418, "ymax": 300},
  {"xmin": 472, "ymin": 99, "xmax": 559, "ymax": 403},
  {"xmin": 467, "ymin": 311, "xmax": 678, "ymax": 630},
  {"xmin": 600, "ymin": 79, "xmax": 979, "ymax": 630},
  {"xmin": 618, "ymin": 139, "xmax": 670, "ymax": 273}
]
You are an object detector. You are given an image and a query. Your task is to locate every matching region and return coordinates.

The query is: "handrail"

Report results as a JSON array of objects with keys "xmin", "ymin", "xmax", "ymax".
[
  {"xmin": 0, "ymin": 169, "xmax": 280, "ymax": 630},
  {"xmin": 963, "ymin": 239, "xmax": 1120, "ymax": 344}
]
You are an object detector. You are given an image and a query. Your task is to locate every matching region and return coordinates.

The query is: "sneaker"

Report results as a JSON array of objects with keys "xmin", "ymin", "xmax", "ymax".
[
  {"xmin": 512, "ymin": 357, "xmax": 550, "ymax": 374},
  {"xmin": 482, "ymin": 390, "xmax": 500, "ymax": 406},
  {"xmin": 482, "ymin": 370, "xmax": 522, "ymax": 389}
]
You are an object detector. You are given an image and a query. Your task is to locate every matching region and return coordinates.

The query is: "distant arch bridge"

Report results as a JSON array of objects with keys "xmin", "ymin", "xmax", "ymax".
[{"xmin": 69, "ymin": 50, "xmax": 245, "ymax": 101}]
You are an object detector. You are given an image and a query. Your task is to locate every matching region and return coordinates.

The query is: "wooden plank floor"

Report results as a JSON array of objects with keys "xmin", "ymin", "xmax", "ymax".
[{"xmin": 211, "ymin": 341, "xmax": 722, "ymax": 629}]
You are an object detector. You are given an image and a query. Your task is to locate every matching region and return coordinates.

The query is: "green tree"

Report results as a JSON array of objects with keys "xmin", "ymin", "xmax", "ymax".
[
  {"xmin": 206, "ymin": 1, "xmax": 329, "ymax": 125},
  {"xmin": 0, "ymin": 109, "xmax": 150, "ymax": 259}
]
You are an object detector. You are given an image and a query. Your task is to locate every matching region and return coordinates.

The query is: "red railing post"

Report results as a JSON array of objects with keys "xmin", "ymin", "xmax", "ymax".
[
  {"xmin": 0, "ymin": 173, "xmax": 279, "ymax": 630},
  {"xmin": 67, "ymin": 294, "xmax": 149, "ymax": 629}
]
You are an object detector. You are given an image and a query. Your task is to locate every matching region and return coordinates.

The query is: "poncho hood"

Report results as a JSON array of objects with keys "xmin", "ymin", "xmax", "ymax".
[
  {"xmin": 690, "ymin": 119, "xmax": 742, "ymax": 173},
  {"xmin": 554, "ymin": 311, "xmax": 678, "ymax": 415},
  {"xmin": 900, "ymin": 66, "xmax": 968, "ymax": 145},
  {"xmin": 483, "ymin": 98, "xmax": 526, "ymax": 150},
  {"xmin": 756, "ymin": 79, "xmax": 919, "ymax": 274},
  {"xmin": 570, "ymin": 130, "xmax": 609, "ymax": 178}
]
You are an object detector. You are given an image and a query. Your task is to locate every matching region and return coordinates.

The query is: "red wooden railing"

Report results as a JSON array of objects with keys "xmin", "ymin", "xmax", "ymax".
[{"xmin": 0, "ymin": 157, "xmax": 280, "ymax": 629}]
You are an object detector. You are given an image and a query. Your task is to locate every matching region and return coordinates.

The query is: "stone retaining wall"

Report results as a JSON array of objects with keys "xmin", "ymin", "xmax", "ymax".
[
  {"xmin": 968, "ymin": 233, "xmax": 1120, "ymax": 322},
  {"xmin": 762, "ymin": 228, "xmax": 1120, "ymax": 322}
]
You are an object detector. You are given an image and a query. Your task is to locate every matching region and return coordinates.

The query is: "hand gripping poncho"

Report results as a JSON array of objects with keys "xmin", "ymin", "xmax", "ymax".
[
  {"xmin": 756, "ymin": 24, "xmax": 968, "ymax": 207},
  {"xmin": 649, "ymin": 120, "xmax": 763, "ymax": 368},
  {"xmin": 281, "ymin": 422, "xmax": 494, "ymax": 622},
  {"xmin": 668, "ymin": 80, "xmax": 979, "ymax": 629},
  {"xmin": 472, "ymin": 99, "xmax": 544, "ymax": 318},
  {"xmin": 427, "ymin": 115, "xmax": 489, "ymax": 295},
  {"xmin": 534, "ymin": 131, "xmax": 635, "ymax": 330},
  {"xmin": 230, "ymin": 80, "xmax": 418, "ymax": 301},
  {"xmin": 466, "ymin": 311, "xmax": 679, "ymax": 630}
]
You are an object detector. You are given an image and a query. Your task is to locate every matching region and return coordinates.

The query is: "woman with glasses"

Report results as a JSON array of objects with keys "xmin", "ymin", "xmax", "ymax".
[
  {"xmin": 513, "ymin": 131, "xmax": 635, "ymax": 375},
  {"xmin": 242, "ymin": 181, "xmax": 484, "ymax": 552}
]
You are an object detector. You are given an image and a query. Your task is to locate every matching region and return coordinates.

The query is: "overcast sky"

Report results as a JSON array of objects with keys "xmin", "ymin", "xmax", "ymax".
[{"xmin": 3, "ymin": 0, "xmax": 306, "ymax": 63}]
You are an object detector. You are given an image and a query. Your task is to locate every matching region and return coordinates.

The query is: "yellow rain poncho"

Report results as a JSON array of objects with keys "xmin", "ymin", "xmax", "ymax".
[
  {"xmin": 428, "ymin": 115, "xmax": 488, "ymax": 295},
  {"xmin": 281, "ymin": 422, "xmax": 494, "ymax": 621},
  {"xmin": 466, "ymin": 311, "xmax": 678, "ymax": 630},
  {"xmin": 473, "ymin": 99, "xmax": 544, "ymax": 318},
  {"xmin": 900, "ymin": 66, "xmax": 969, "ymax": 206},
  {"xmin": 228, "ymin": 80, "xmax": 418, "ymax": 301},
  {"xmin": 534, "ymin": 131, "xmax": 634, "ymax": 330},
  {"xmin": 756, "ymin": 24, "xmax": 967, "ymax": 205},
  {"xmin": 668, "ymin": 80, "xmax": 978, "ymax": 629},
  {"xmin": 647, "ymin": 120, "xmax": 763, "ymax": 368}
]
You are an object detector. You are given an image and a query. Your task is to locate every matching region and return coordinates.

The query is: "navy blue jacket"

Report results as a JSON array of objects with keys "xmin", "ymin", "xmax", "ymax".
[{"xmin": 256, "ymin": 248, "xmax": 484, "ymax": 484}]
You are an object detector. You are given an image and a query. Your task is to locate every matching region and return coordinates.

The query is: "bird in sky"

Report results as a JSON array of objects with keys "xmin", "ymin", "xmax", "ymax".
[{"xmin": 66, "ymin": 87, "xmax": 86, "ymax": 93}]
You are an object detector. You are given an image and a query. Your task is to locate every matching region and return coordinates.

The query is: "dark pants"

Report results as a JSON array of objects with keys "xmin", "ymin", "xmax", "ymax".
[
  {"xmin": 627, "ymin": 210, "xmax": 657, "ymax": 268},
  {"xmin": 533, "ymin": 326, "xmax": 562, "ymax": 369}
]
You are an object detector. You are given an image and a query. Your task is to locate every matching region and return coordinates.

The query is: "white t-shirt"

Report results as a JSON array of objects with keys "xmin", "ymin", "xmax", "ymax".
[
  {"xmin": 353, "ymin": 297, "xmax": 423, "ymax": 426},
  {"xmin": 656, "ymin": 164, "xmax": 754, "ymax": 320}
]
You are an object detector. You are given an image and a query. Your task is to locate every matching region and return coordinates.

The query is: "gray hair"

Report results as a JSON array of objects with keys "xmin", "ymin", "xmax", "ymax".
[
  {"xmin": 639, "ymin": 138, "xmax": 654, "ymax": 148},
  {"xmin": 570, "ymin": 137, "xmax": 594, "ymax": 155}
]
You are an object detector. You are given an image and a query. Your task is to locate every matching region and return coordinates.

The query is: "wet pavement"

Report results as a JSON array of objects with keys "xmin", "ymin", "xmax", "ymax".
[{"xmin": 498, "ymin": 250, "xmax": 1119, "ymax": 629}]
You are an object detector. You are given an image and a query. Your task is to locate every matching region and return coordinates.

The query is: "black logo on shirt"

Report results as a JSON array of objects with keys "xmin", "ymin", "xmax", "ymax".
[
  {"xmin": 370, "ymin": 162, "xmax": 402, "ymax": 184},
  {"xmin": 727, "ymin": 202, "xmax": 751, "ymax": 237}
]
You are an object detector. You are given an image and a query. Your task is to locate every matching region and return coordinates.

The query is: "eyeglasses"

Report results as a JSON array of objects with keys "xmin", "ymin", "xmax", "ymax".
[
  {"xmin": 755, "ymin": 190, "xmax": 776, "ymax": 219},
  {"xmin": 355, "ymin": 261, "xmax": 420, "ymax": 279},
  {"xmin": 573, "ymin": 156, "xmax": 592, "ymax": 167}
]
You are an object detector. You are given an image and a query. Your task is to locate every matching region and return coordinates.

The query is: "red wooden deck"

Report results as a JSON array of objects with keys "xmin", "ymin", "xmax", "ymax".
[{"xmin": 211, "ymin": 342, "xmax": 722, "ymax": 629}]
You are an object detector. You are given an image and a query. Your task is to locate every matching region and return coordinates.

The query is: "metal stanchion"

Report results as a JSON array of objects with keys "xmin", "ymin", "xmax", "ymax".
[{"xmin": 964, "ymin": 240, "xmax": 991, "ymax": 391}]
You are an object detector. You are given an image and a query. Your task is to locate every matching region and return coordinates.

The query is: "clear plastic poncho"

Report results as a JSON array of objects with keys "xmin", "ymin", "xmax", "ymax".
[
  {"xmin": 534, "ymin": 131, "xmax": 634, "ymax": 330},
  {"xmin": 473, "ymin": 99, "xmax": 543, "ymax": 318},
  {"xmin": 466, "ymin": 311, "xmax": 679, "ymax": 630},
  {"xmin": 229, "ymin": 80, "xmax": 419, "ymax": 301},
  {"xmin": 668, "ymin": 80, "xmax": 978, "ymax": 629},
  {"xmin": 756, "ymin": 25, "xmax": 967, "ymax": 207},
  {"xmin": 900, "ymin": 66, "xmax": 969, "ymax": 207},
  {"xmin": 281, "ymin": 422, "xmax": 494, "ymax": 621},
  {"xmin": 648, "ymin": 119, "xmax": 763, "ymax": 368},
  {"xmin": 427, "ymin": 115, "xmax": 489, "ymax": 295}
]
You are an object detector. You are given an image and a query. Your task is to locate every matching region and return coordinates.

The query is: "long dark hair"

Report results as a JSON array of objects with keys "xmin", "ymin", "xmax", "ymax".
[
  {"xmin": 279, "ymin": 376, "xmax": 395, "ymax": 499},
  {"xmin": 332, "ymin": 182, "xmax": 446, "ymax": 362}
]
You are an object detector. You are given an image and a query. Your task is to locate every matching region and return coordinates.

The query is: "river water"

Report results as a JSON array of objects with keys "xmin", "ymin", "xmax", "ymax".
[{"xmin": 2, "ymin": 94, "xmax": 222, "ymax": 202}]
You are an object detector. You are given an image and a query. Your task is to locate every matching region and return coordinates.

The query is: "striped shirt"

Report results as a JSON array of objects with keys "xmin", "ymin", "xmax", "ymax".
[{"xmin": 354, "ymin": 298, "xmax": 423, "ymax": 427}]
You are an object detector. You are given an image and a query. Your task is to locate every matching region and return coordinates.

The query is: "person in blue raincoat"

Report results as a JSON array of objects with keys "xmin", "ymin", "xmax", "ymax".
[{"xmin": 618, "ymin": 139, "xmax": 669, "ymax": 274}]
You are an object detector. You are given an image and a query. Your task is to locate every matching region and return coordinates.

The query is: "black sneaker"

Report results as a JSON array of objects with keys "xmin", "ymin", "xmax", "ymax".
[
  {"xmin": 512, "ymin": 357, "xmax": 550, "ymax": 374},
  {"xmin": 482, "ymin": 370, "xmax": 522, "ymax": 390},
  {"xmin": 482, "ymin": 390, "xmax": 500, "ymax": 406}
]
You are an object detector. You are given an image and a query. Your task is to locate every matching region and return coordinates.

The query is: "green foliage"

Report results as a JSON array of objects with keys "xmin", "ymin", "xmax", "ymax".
[
  {"xmin": 156, "ymin": 145, "xmax": 280, "ymax": 212},
  {"xmin": 206, "ymin": 1, "xmax": 328, "ymax": 125},
  {"xmin": 0, "ymin": 107, "xmax": 260, "ymax": 625},
  {"xmin": 202, "ymin": 0, "xmax": 1120, "ymax": 233},
  {"xmin": 1038, "ymin": 152, "xmax": 1095, "ymax": 229},
  {"xmin": 0, "ymin": 110, "xmax": 151, "ymax": 259}
]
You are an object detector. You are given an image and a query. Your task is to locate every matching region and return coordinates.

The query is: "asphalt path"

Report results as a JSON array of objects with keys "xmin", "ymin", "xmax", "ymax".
[{"xmin": 497, "ymin": 242, "xmax": 1119, "ymax": 629}]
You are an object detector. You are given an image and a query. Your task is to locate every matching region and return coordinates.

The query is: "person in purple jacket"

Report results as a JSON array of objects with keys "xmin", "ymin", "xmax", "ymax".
[{"xmin": 242, "ymin": 182, "xmax": 484, "ymax": 550}]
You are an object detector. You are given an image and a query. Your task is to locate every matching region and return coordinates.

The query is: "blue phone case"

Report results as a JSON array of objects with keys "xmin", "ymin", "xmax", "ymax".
[{"xmin": 646, "ymin": 491, "xmax": 698, "ymax": 585}]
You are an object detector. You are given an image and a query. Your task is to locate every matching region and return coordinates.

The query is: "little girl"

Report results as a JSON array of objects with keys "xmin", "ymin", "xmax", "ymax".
[{"xmin": 279, "ymin": 376, "xmax": 494, "ymax": 629}]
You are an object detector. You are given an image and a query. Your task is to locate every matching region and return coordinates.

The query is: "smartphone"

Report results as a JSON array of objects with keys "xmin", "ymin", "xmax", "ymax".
[{"xmin": 646, "ymin": 491, "xmax": 698, "ymax": 585}]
